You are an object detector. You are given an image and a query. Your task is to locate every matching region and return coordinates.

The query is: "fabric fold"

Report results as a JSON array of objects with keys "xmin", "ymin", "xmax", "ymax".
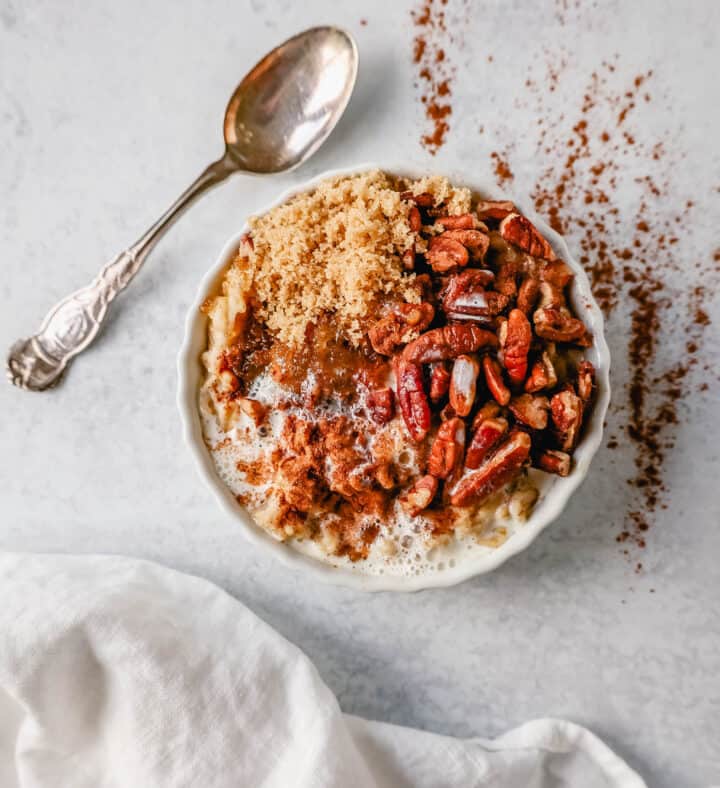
[{"xmin": 0, "ymin": 554, "xmax": 646, "ymax": 788}]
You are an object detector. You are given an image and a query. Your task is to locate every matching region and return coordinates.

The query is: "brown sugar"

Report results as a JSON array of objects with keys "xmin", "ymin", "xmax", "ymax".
[{"xmin": 240, "ymin": 171, "xmax": 426, "ymax": 347}]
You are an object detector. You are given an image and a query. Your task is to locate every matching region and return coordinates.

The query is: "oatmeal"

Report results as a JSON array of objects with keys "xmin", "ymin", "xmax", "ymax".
[{"xmin": 199, "ymin": 171, "xmax": 597, "ymax": 570}]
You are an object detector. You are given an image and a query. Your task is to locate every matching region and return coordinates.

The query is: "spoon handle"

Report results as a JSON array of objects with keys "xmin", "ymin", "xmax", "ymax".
[{"xmin": 6, "ymin": 154, "xmax": 236, "ymax": 391}]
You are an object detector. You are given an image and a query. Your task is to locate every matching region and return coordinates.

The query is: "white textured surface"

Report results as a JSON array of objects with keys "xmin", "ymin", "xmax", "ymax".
[{"xmin": 1, "ymin": 1, "xmax": 718, "ymax": 786}]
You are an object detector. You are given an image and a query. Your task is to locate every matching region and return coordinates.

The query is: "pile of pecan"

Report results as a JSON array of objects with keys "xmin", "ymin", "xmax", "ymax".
[{"xmin": 366, "ymin": 193, "xmax": 596, "ymax": 517}]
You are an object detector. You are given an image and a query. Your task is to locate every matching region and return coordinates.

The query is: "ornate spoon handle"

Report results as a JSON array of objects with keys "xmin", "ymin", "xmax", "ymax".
[{"xmin": 7, "ymin": 154, "xmax": 236, "ymax": 391}]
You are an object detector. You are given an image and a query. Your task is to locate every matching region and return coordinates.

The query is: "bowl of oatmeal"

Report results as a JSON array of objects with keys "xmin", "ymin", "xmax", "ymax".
[{"xmin": 177, "ymin": 166, "xmax": 610, "ymax": 591}]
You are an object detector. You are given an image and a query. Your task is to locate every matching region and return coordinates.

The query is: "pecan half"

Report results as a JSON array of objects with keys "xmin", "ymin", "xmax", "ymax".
[
  {"xmin": 533, "ymin": 263, "xmax": 590, "ymax": 345},
  {"xmin": 450, "ymin": 431, "xmax": 531, "ymax": 506},
  {"xmin": 427, "ymin": 235, "xmax": 470, "ymax": 273},
  {"xmin": 499, "ymin": 213, "xmax": 556, "ymax": 261},
  {"xmin": 534, "ymin": 307, "xmax": 589, "ymax": 344},
  {"xmin": 550, "ymin": 388, "xmax": 583, "ymax": 451},
  {"xmin": 429, "ymin": 361, "xmax": 451, "ymax": 403},
  {"xmin": 500, "ymin": 309, "xmax": 532, "ymax": 385},
  {"xmin": 435, "ymin": 213, "xmax": 476, "ymax": 230},
  {"xmin": 442, "ymin": 228, "xmax": 490, "ymax": 254},
  {"xmin": 524, "ymin": 351, "xmax": 558, "ymax": 393},
  {"xmin": 394, "ymin": 357, "xmax": 431, "ymax": 442},
  {"xmin": 403, "ymin": 324, "xmax": 498, "ymax": 364},
  {"xmin": 428, "ymin": 417, "xmax": 466, "ymax": 479},
  {"xmin": 368, "ymin": 302, "xmax": 435, "ymax": 355},
  {"xmin": 399, "ymin": 474, "xmax": 438, "ymax": 516},
  {"xmin": 476, "ymin": 200, "xmax": 515, "ymax": 221},
  {"xmin": 482, "ymin": 356, "xmax": 511, "ymax": 406},
  {"xmin": 509, "ymin": 394, "xmax": 549, "ymax": 430},
  {"xmin": 409, "ymin": 205, "xmax": 422, "ymax": 232},
  {"xmin": 465, "ymin": 417, "xmax": 508, "ymax": 469},
  {"xmin": 441, "ymin": 269, "xmax": 508, "ymax": 322},
  {"xmin": 517, "ymin": 274, "xmax": 541, "ymax": 314},
  {"xmin": 535, "ymin": 449, "xmax": 571, "ymax": 476},
  {"xmin": 366, "ymin": 388, "xmax": 395, "ymax": 425},
  {"xmin": 449, "ymin": 354, "xmax": 480, "ymax": 417},
  {"xmin": 441, "ymin": 268, "xmax": 495, "ymax": 294}
]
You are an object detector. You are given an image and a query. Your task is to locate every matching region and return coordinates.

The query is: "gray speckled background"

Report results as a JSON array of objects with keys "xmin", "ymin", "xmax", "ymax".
[{"xmin": 1, "ymin": 1, "xmax": 719, "ymax": 785}]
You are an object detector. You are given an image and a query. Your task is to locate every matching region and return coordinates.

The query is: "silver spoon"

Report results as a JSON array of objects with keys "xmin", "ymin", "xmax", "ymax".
[{"xmin": 7, "ymin": 26, "xmax": 358, "ymax": 391}]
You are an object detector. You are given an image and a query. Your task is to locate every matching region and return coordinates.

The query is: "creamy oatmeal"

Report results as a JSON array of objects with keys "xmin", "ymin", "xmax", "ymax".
[{"xmin": 198, "ymin": 171, "xmax": 596, "ymax": 572}]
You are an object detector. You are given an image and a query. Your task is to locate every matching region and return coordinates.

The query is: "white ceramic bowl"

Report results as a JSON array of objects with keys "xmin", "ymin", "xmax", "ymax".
[{"xmin": 177, "ymin": 165, "xmax": 611, "ymax": 592}]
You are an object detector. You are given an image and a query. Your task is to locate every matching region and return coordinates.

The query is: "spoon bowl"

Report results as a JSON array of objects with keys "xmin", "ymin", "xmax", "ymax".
[{"xmin": 224, "ymin": 27, "xmax": 358, "ymax": 173}]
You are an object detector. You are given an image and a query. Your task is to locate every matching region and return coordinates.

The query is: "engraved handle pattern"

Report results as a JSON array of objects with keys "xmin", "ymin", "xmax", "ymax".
[{"xmin": 7, "ymin": 155, "xmax": 236, "ymax": 391}]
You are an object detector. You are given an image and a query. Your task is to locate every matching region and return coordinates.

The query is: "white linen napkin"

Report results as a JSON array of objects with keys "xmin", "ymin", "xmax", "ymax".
[{"xmin": 0, "ymin": 553, "xmax": 646, "ymax": 787}]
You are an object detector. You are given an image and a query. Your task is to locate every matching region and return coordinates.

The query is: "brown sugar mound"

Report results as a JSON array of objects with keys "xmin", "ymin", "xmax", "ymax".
[{"xmin": 241, "ymin": 170, "xmax": 435, "ymax": 346}]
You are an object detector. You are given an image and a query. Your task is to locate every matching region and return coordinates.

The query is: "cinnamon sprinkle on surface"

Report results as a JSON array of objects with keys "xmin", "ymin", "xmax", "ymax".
[
  {"xmin": 491, "ymin": 152, "xmax": 514, "ymax": 185},
  {"xmin": 411, "ymin": 0, "xmax": 464, "ymax": 154}
]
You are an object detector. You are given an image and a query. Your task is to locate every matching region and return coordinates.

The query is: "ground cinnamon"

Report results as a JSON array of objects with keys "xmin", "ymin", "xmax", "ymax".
[
  {"xmin": 491, "ymin": 153, "xmax": 514, "ymax": 186},
  {"xmin": 411, "ymin": 0, "xmax": 459, "ymax": 154}
]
